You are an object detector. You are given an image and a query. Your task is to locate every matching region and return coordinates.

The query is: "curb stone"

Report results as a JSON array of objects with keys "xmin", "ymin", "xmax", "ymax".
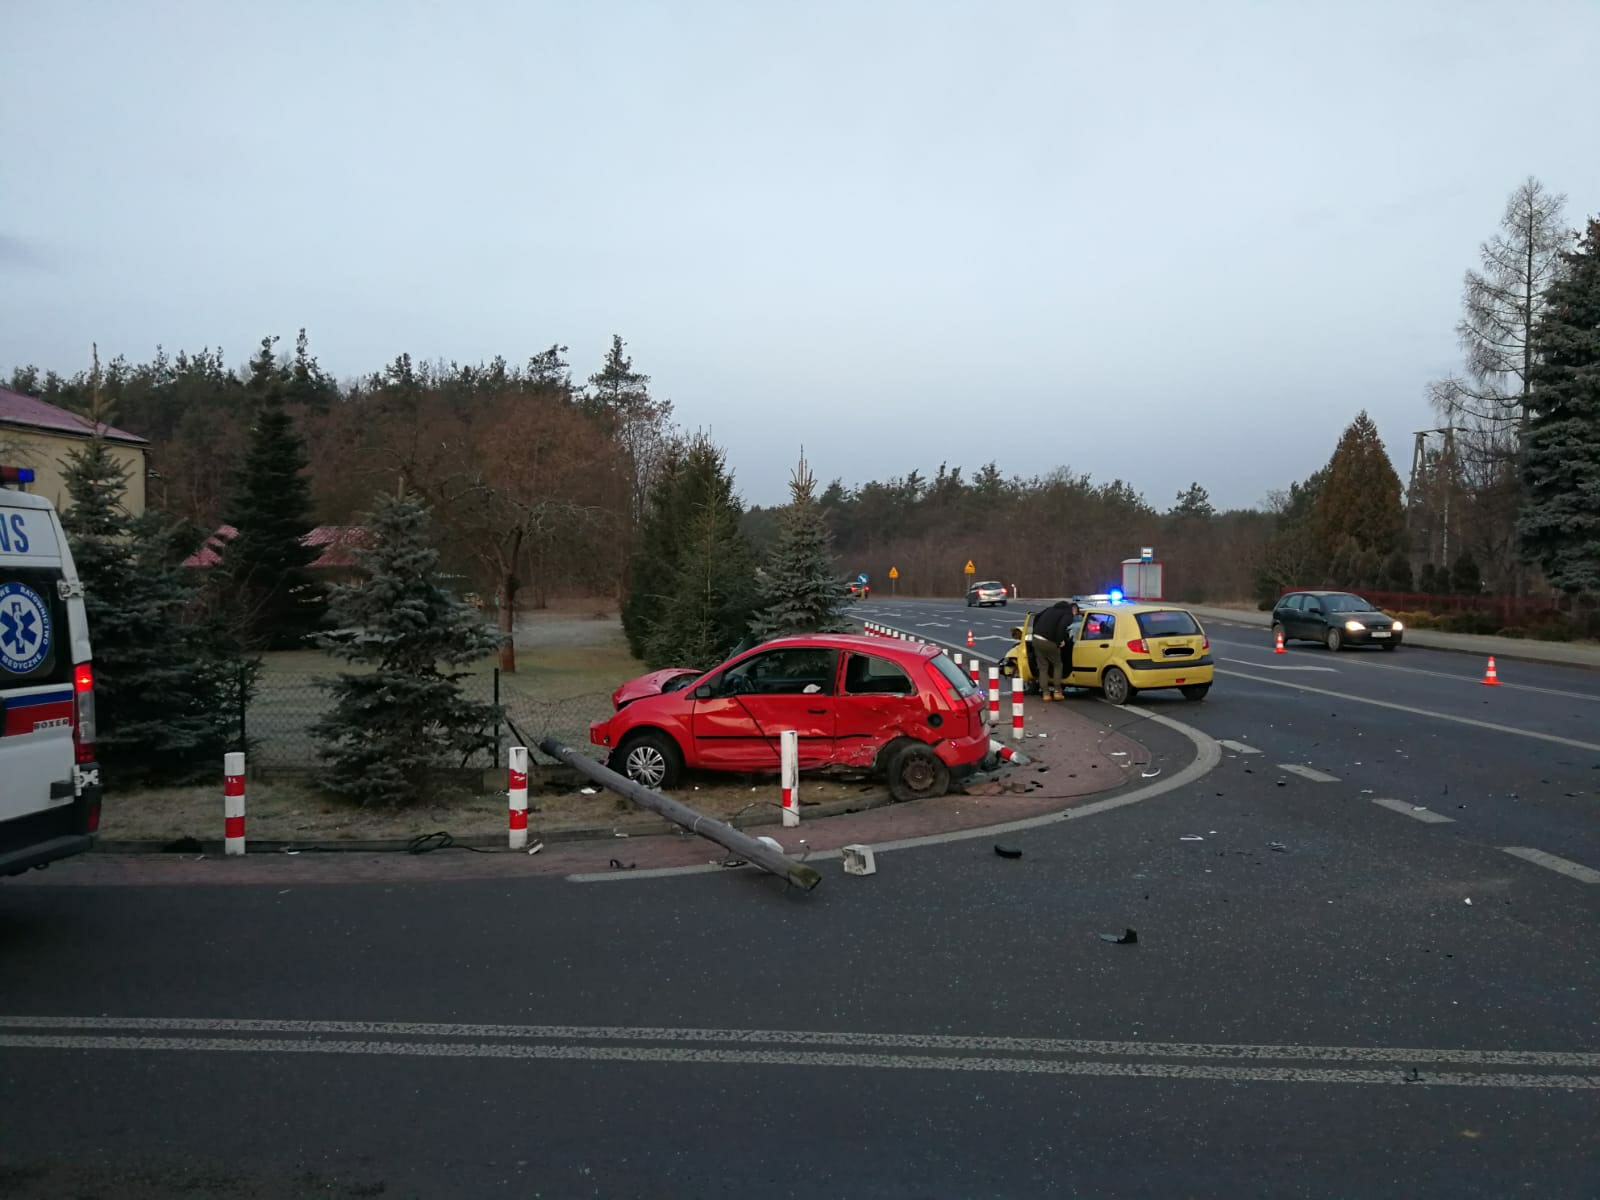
[{"xmin": 91, "ymin": 790, "xmax": 899, "ymax": 857}]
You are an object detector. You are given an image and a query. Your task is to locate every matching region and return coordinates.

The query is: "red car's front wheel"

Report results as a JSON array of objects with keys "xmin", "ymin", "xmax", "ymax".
[{"xmin": 614, "ymin": 731, "xmax": 683, "ymax": 790}]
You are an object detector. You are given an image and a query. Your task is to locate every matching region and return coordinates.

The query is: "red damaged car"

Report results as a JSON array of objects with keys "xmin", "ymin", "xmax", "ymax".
[{"xmin": 590, "ymin": 634, "xmax": 989, "ymax": 800}]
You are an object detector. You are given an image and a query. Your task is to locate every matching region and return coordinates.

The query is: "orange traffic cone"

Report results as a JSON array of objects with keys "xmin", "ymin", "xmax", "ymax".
[
  {"xmin": 1274, "ymin": 629, "xmax": 1286, "ymax": 655},
  {"xmin": 966, "ymin": 629, "xmax": 975, "ymax": 647},
  {"xmin": 1481, "ymin": 656, "xmax": 1501, "ymax": 686}
]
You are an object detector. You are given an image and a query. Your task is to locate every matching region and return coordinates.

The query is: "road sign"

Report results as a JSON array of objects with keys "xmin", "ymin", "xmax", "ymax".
[
  {"xmin": 889, "ymin": 567, "xmax": 899, "ymax": 580},
  {"xmin": 857, "ymin": 573, "xmax": 869, "ymax": 584},
  {"xmin": 964, "ymin": 560, "xmax": 976, "ymax": 575}
]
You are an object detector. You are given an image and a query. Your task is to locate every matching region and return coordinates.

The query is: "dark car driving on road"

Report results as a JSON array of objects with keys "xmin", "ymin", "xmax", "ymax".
[{"xmin": 1272, "ymin": 590, "xmax": 1404, "ymax": 651}]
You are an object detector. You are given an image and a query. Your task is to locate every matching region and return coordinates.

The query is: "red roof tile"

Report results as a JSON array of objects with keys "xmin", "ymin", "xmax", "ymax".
[
  {"xmin": 0, "ymin": 386, "xmax": 149, "ymax": 445},
  {"xmin": 182, "ymin": 525, "xmax": 371, "ymax": 570}
]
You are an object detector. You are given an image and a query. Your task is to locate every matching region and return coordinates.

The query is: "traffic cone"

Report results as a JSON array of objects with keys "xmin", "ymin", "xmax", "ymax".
[
  {"xmin": 1481, "ymin": 656, "xmax": 1502, "ymax": 686},
  {"xmin": 1274, "ymin": 629, "xmax": 1286, "ymax": 655},
  {"xmin": 966, "ymin": 629, "xmax": 975, "ymax": 647}
]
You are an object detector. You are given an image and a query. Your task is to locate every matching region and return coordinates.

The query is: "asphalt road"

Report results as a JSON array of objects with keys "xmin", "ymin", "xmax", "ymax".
[{"xmin": 2, "ymin": 596, "xmax": 1597, "ymax": 1198}]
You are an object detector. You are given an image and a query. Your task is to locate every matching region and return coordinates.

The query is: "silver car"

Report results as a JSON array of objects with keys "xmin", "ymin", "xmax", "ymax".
[{"xmin": 966, "ymin": 580, "xmax": 1009, "ymax": 607}]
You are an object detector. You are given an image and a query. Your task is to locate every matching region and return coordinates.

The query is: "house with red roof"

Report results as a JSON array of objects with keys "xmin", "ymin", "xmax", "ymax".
[
  {"xmin": 0, "ymin": 385, "xmax": 150, "ymax": 514},
  {"xmin": 183, "ymin": 524, "xmax": 371, "ymax": 582}
]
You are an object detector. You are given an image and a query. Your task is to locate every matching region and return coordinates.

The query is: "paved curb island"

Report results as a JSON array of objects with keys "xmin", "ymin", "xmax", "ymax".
[
  {"xmin": 1181, "ymin": 603, "xmax": 1600, "ymax": 669},
  {"xmin": 27, "ymin": 700, "xmax": 1171, "ymax": 886}
]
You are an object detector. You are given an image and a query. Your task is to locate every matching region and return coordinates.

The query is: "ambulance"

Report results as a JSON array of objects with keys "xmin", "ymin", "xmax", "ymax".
[{"xmin": 0, "ymin": 466, "xmax": 101, "ymax": 877}]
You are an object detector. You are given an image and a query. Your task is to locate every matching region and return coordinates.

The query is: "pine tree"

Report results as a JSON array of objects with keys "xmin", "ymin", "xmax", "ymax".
[
  {"xmin": 313, "ymin": 493, "xmax": 501, "ymax": 806},
  {"xmin": 1451, "ymin": 551, "xmax": 1484, "ymax": 596},
  {"xmin": 749, "ymin": 452, "xmax": 851, "ymax": 638},
  {"xmin": 1170, "ymin": 482, "xmax": 1214, "ymax": 518},
  {"xmin": 644, "ymin": 471, "xmax": 756, "ymax": 668},
  {"xmin": 61, "ymin": 431, "xmax": 250, "ymax": 783},
  {"xmin": 1311, "ymin": 412, "xmax": 1405, "ymax": 561},
  {"xmin": 623, "ymin": 436, "xmax": 757, "ymax": 663},
  {"xmin": 1519, "ymin": 218, "xmax": 1600, "ymax": 594},
  {"xmin": 284, "ymin": 329, "xmax": 337, "ymax": 415},
  {"xmin": 1381, "ymin": 549, "xmax": 1414, "ymax": 592},
  {"xmin": 219, "ymin": 335, "xmax": 324, "ymax": 649}
]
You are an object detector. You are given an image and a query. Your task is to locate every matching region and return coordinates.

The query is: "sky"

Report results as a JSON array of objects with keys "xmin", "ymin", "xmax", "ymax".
[{"xmin": 4, "ymin": 0, "xmax": 1599, "ymax": 511}]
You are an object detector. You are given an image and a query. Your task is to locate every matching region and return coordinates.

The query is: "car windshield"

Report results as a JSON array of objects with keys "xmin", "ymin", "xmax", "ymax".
[
  {"xmin": 1323, "ymin": 593, "xmax": 1376, "ymax": 613},
  {"xmin": 1135, "ymin": 610, "xmax": 1200, "ymax": 638},
  {"xmin": 975, "ymin": 581, "xmax": 1002, "ymax": 589}
]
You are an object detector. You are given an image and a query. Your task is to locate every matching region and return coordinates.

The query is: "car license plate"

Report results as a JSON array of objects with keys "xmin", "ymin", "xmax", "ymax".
[{"xmin": 1371, "ymin": 630, "xmax": 1390, "ymax": 638}]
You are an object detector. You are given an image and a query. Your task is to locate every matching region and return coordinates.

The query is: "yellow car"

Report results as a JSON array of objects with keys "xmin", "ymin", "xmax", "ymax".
[{"xmin": 1001, "ymin": 602, "xmax": 1214, "ymax": 705}]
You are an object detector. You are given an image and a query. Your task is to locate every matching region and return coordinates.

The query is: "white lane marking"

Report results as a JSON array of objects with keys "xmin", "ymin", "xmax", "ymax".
[
  {"xmin": 1220, "ymin": 657, "xmax": 1337, "ymax": 673},
  {"xmin": 1371, "ymin": 798, "xmax": 1455, "ymax": 824},
  {"xmin": 1218, "ymin": 668, "xmax": 1600, "ymax": 754},
  {"xmin": 914, "ymin": 622, "xmax": 950, "ymax": 628},
  {"xmin": 3, "ymin": 1034, "xmax": 1596, "ymax": 1090},
  {"xmin": 570, "ymin": 705, "xmax": 1222, "ymax": 882},
  {"xmin": 1500, "ymin": 847, "xmax": 1600, "ymax": 884},
  {"xmin": 4, "ymin": 1016, "xmax": 1599, "ymax": 1067},
  {"xmin": 1279, "ymin": 764, "xmax": 1339, "ymax": 783},
  {"xmin": 1209, "ymin": 631, "xmax": 1600, "ymax": 702},
  {"xmin": 1218, "ymin": 740, "xmax": 1262, "ymax": 755}
]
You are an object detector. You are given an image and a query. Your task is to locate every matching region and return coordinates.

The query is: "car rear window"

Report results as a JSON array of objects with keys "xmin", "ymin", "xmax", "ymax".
[
  {"xmin": 929, "ymin": 654, "xmax": 978, "ymax": 696},
  {"xmin": 1135, "ymin": 610, "xmax": 1200, "ymax": 638},
  {"xmin": 0, "ymin": 568, "xmax": 69, "ymax": 689}
]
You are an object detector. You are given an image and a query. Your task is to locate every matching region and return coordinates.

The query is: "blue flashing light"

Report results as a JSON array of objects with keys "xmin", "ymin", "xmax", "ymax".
[
  {"xmin": 1109, "ymin": 588, "xmax": 1124, "ymax": 603},
  {"xmin": 0, "ymin": 466, "xmax": 35, "ymax": 484}
]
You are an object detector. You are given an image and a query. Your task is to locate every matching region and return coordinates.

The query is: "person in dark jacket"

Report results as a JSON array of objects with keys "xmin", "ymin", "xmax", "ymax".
[{"xmin": 1030, "ymin": 599, "xmax": 1078, "ymax": 700}]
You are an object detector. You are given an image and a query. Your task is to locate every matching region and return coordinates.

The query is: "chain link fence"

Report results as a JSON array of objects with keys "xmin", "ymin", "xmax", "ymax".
[{"xmin": 240, "ymin": 667, "xmax": 611, "ymax": 771}]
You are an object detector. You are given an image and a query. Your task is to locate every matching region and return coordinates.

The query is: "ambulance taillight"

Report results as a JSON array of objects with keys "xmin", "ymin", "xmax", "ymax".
[{"xmin": 73, "ymin": 662, "xmax": 96, "ymax": 765}]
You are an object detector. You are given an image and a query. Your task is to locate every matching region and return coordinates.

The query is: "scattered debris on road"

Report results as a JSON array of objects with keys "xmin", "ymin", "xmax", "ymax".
[
  {"xmin": 994, "ymin": 844, "xmax": 1023, "ymax": 859},
  {"xmin": 1097, "ymin": 928, "xmax": 1138, "ymax": 944}
]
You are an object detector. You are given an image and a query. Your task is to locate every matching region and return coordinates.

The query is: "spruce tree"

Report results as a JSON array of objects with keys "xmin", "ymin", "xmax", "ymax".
[
  {"xmin": 644, "ymin": 463, "xmax": 756, "ymax": 669},
  {"xmin": 749, "ymin": 452, "xmax": 851, "ymax": 638},
  {"xmin": 1518, "ymin": 218, "xmax": 1600, "ymax": 594},
  {"xmin": 312, "ymin": 493, "xmax": 501, "ymax": 806},
  {"xmin": 220, "ymin": 335, "xmax": 324, "ymax": 649},
  {"xmin": 61, "ymin": 435, "xmax": 249, "ymax": 783},
  {"xmin": 1310, "ymin": 412, "xmax": 1405, "ymax": 560},
  {"xmin": 623, "ymin": 436, "xmax": 757, "ymax": 664}
]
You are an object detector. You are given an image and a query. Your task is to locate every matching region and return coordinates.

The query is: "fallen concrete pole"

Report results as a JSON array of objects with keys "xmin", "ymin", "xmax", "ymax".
[{"xmin": 537, "ymin": 738, "xmax": 822, "ymax": 891}]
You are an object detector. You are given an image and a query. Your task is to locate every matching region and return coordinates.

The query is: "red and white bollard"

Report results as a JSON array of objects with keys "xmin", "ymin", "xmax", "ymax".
[
  {"xmin": 508, "ymin": 745, "xmax": 529, "ymax": 849},
  {"xmin": 954, "ymin": 651, "xmax": 963, "ymax": 669},
  {"xmin": 224, "ymin": 751, "xmax": 246, "ymax": 856},
  {"xmin": 780, "ymin": 729, "xmax": 800, "ymax": 828},
  {"xmin": 989, "ymin": 737, "xmax": 1030, "ymax": 765},
  {"xmin": 969, "ymin": 658, "xmax": 980, "ymax": 689},
  {"xmin": 988, "ymin": 667, "xmax": 1000, "ymax": 724},
  {"xmin": 1011, "ymin": 677, "xmax": 1024, "ymax": 741}
]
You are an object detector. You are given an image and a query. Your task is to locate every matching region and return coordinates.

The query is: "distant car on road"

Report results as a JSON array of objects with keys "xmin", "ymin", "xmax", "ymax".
[
  {"xmin": 591, "ymin": 634, "xmax": 989, "ymax": 800},
  {"xmin": 966, "ymin": 579, "xmax": 1008, "ymax": 607},
  {"xmin": 845, "ymin": 580, "xmax": 870, "ymax": 600},
  {"xmin": 1001, "ymin": 601, "xmax": 1214, "ymax": 705},
  {"xmin": 1272, "ymin": 590, "xmax": 1403, "ymax": 652}
]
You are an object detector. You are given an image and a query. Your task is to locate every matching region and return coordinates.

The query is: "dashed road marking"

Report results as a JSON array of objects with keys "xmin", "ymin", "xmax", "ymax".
[
  {"xmin": 1218, "ymin": 740, "xmax": 1262, "ymax": 755},
  {"xmin": 1500, "ymin": 847, "xmax": 1600, "ymax": 884},
  {"xmin": 1371, "ymin": 797, "xmax": 1455, "ymax": 824},
  {"xmin": 1278, "ymin": 764, "xmax": 1339, "ymax": 783},
  {"xmin": 1220, "ymin": 657, "xmax": 1337, "ymax": 673}
]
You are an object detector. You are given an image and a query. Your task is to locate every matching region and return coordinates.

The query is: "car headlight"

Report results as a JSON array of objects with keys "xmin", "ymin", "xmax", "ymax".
[
  {"xmin": 1392, "ymin": 620, "xmax": 1404, "ymax": 631},
  {"xmin": 1344, "ymin": 620, "xmax": 1364, "ymax": 632}
]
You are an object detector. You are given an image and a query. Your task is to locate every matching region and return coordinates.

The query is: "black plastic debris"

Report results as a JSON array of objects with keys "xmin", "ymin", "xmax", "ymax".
[
  {"xmin": 994, "ymin": 844, "xmax": 1023, "ymax": 859},
  {"xmin": 1276, "ymin": 779, "xmax": 1287, "ymax": 787},
  {"xmin": 1096, "ymin": 928, "xmax": 1138, "ymax": 944},
  {"xmin": 608, "ymin": 858, "xmax": 636, "ymax": 870},
  {"xmin": 1267, "ymin": 842, "xmax": 1287, "ymax": 852},
  {"xmin": 1403, "ymin": 1067, "xmax": 1421, "ymax": 1083}
]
